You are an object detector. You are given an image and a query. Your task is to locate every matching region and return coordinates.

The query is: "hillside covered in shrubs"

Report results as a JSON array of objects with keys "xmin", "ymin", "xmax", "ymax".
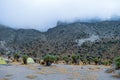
[{"xmin": 0, "ymin": 20, "xmax": 120, "ymax": 66}]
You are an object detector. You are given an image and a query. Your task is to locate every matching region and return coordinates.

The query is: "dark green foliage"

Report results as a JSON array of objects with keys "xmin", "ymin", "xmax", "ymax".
[
  {"xmin": 63, "ymin": 56, "xmax": 69, "ymax": 64},
  {"xmin": 44, "ymin": 54, "xmax": 56, "ymax": 62},
  {"xmin": 93, "ymin": 57, "xmax": 99, "ymax": 65},
  {"xmin": 55, "ymin": 55, "xmax": 60, "ymax": 63},
  {"xmin": 114, "ymin": 56, "xmax": 120, "ymax": 69},
  {"xmin": 14, "ymin": 53, "xmax": 20, "ymax": 62},
  {"xmin": 103, "ymin": 61, "xmax": 110, "ymax": 66},
  {"xmin": 105, "ymin": 68, "xmax": 114, "ymax": 73},
  {"xmin": 22, "ymin": 55, "xmax": 28, "ymax": 64},
  {"xmin": 71, "ymin": 54, "xmax": 80, "ymax": 65},
  {"xmin": 43, "ymin": 54, "xmax": 56, "ymax": 66}
]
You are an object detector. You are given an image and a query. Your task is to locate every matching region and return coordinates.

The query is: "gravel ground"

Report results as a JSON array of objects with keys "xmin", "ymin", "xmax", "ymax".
[{"xmin": 0, "ymin": 63, "xmax": 119, "ymax": 80}]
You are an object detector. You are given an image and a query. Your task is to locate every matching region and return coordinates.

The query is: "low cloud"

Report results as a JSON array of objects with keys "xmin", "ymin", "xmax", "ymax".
[
  {"xmin": 77, "ymin": 35, "xmax": 99, "ymax": 46},
  {"xmin": 0, "ymin": 0, "xmax": 120, "ymax": 31}
]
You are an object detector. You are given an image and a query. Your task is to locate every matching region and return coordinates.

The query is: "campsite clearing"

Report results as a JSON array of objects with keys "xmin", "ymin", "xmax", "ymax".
[{"xmin": 0, "ymin": 63, "xmax": 120, "ymax": 80}]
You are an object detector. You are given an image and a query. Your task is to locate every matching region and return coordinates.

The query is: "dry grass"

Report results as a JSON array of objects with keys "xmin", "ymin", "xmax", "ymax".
[
  {"xmin": 49, "ymin": 65, "xmax": 57, "ymax": 68},
  {"xmin": 80, "ymin": 75, "xmax": 98, "ymax": 80},
  {"xmin": 72, "ymin": 72, "xmax": 81, "ymax": 77},
  {"xmin": 58, "ymin": 68, "xmax": 68, "ymax": 74},
  {"xmin": 36, "ymin": 71, "xmax": 46, "ymax": 74},
  {"xmin": 88, "ymin": 67, "xmax": 101, "ymax": 72},
  {"xmin": 5, "ymin": 74, "xmax": 13, "ymax": 77},
  {"xmin": 37, "ymin": 68, "xmax": 57, "ymax": 74},
  {"xmin": 37, "ymin": 70, "xmax": 56, "ymax": 74},
  {"xmin": 112, "ymin": 74, "xmax": 120, "ymax": 78},
  {"xmin": 28, "ymin": 67, "xmax": 36, "ymax": 70},
  {"xmin": 72, "ymin": 68, "xmax": 78, "ymax": 70},
  {"xmin": 0, "ymin": 78, "xmax": 10, "ymax": 80},
  {"xmin": 68, "ymin": 74, "xmax": 98, "ymax": 80},
  {"xmin": 36, "ymin": 66, "xmax": 69, "ymax": 75},
  {"xmin": 67, "ymin": 78, "xmax": 78, "ymax": 80},
  {"xmin": 95, "ymin": 67, "xmax": 100, "ymax": 69},
  {"xmin": 88, "ymin": 67, "xmax": 94, "ymax": 70},
  {"xmin": 36, "ymin": 68, "xmax": 49, "ymax": 74},
  {"xmin": 26, "ymin": 75, "xmax": 37, "ymax": 79},
  {"xmin": 105, "ymin": 68, "xmax": 114, "ymax": 73}
]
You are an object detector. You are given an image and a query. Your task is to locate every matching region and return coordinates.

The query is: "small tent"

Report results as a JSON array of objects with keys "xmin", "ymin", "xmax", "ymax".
[
  {"xmin": 27, "ymin": 57, "xmax": 35, "ymax": 64},
  {"xmin": 0, "ymin": 57, "xmax": 7, "ymax": 64}
]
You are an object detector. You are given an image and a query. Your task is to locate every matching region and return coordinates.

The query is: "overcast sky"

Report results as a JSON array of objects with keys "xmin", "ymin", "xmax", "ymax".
[{"xmin": 0, "ymin": 0, "xmax": 120, "ymax": 31}]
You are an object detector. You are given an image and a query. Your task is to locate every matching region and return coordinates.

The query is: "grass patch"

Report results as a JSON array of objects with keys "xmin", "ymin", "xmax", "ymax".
[
  {"xmin": 0, "ymin": 78, "xmax": 10, "ymax": 80},
  {"xmin": 36, "ymin": 71, "xmax": 46, "ymax": 74},
  {"xmin": 79, "ymin": 74, "xmax": 98, "ymax": 80},
  {"xmin": 105, "ymin": 68, "xmax": 114, "ymax": 73},
  {"xmin": 5, "ymin": 74, "xmax": 13, "ymax": 77},
  {"xmin": 112, "ymin": 74, "xmax": 120, "ymax": 78},
  {"xmin": 26, "ymin": 75, "xmax": 37, "ymax": 79}
]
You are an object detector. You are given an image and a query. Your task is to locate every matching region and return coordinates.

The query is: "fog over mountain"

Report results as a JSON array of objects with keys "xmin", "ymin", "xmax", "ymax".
[
  {"xmin": 0, "ymin": 0, "xmax": 120, "ymax": 31},
  {"xmin": 76, "ymin": 35, "xmax": 99, "ymax": 46}
]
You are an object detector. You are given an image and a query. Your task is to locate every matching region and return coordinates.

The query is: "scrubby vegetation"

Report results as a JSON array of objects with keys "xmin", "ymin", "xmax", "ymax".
[
  {"xmin": 22, "ymin": 55, "xmax": 28, "ymax": 64},
  {"xmin": 43, "ymin": 54, "xmax": 56, "ymax": 66},
  {"xmin": 114, "ymin": 56, "xmax": 120, "ymax": 69},
  {"xmin": 1, "ymin": 21, "xmax": 120, "ymax": 67},
  {"xmin": 71, "ymin": 54, "xmax": 80, "ymax": 65},
  {"xmin": 13, "ymin": 53, "xmax": 20, "ymax": 62}
]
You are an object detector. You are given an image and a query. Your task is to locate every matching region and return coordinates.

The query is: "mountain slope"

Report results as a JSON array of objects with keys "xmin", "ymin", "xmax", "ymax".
[{"xmin": 0, "ymin": 20, "xmax": 120, "ymax": 58}]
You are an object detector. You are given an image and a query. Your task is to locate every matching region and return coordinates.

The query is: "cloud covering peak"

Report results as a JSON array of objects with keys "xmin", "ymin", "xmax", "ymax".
[{"xmin": 0, "ymin": 0, "xmax": 120, "ymax": 31}]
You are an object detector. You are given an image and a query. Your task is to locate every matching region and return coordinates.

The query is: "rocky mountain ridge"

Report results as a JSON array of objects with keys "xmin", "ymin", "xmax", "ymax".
[{"xmin": 0, "ymin": 20, "xmax": 120, "ymax": 58}]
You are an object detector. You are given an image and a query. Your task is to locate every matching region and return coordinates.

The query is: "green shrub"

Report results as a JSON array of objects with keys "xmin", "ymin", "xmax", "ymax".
[
  {"xmin": 63, "ymin": 56, "xmax": 69, "ymax": 64},
  {"xmin": 105, "ymin": 68, "xmax": 114, "ymax": 73},
  {"xmin": 103, "ymin": 61, "xmax": 110, "ymax": 66},
  {"xmin": 93, "ymin": 57, "xmax": 99, "ymax": 65},
  {"xmin": 71, "ymin": 54, "xmax": 80, "ymax": 65},
  {"xmin": 43, "ymin": 54, "xmax": 56, "ymax": 66},
  {"xmin": 22, "ymin": 55, "xmax": 28, "ymax": 64},
  {"xmin": 55, "ymin": 55, "xmax": 60, "ymax": 61},
  {"xmin": 14, "ymin": 53, "xmax": 20, "ymax": 62},
  {"xmin": 82, "ymin": 59, "xmax": 88, "ymax": 65},
  {"xmin": 114, "ymin": 56, "xmax": 120, "ymax": 69}
]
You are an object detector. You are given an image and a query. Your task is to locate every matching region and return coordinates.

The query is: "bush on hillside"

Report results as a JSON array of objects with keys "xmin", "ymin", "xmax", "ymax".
[
  {"xmin": 14, "ymin": 53, "xmax": 20, "ymax": 62},
  {"xmin": 114, "ymin": 56, "xmax": 120, "ymax": 69},
  {"xmin": 22, "ymin": 55, "xmax": 28, "ymax": 64},
  {"xmin": 93, "ymin": 57, "xmax": 99, "ymax": 65},
  {"xmin": 43, "ymin": 54, "xmax": 56, "ymax": 66},
  {"xmin": 71, "ymin": 54, "xmax": 80, "ymax": 65},
  {"xmin": 63, "ymin": 56, "xmax": 69, "ymax": 64}
]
